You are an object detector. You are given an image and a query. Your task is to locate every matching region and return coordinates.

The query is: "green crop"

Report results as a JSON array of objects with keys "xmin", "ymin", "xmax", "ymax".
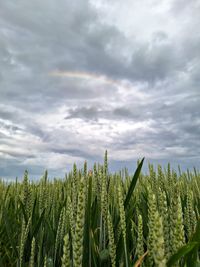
[{"xmin": 0, "ymin": 152, "xmax": 199, "ymax": 266}]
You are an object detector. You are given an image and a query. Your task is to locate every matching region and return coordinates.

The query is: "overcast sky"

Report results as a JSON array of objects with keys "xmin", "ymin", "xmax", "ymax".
[{"xmin": 0, "ymin": 0, "xmax": 200, "ymax": 179}]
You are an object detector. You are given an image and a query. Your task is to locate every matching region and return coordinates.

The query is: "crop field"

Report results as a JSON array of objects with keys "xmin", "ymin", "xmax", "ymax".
[{"xmin": 0, "ymin": 152, "xmax": 199, "ymax": 267}]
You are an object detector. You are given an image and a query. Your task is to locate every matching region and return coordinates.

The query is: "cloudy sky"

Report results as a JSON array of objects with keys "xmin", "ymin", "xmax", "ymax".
[{"xmin": 0, "ymin": 0, "xmax": 200, "ymax": 179}]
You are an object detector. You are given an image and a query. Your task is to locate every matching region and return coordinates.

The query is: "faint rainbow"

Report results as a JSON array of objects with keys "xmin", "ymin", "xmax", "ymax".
[{"xmin": 49, "ymin": 70, "xmax": 131, "ymax": 90}]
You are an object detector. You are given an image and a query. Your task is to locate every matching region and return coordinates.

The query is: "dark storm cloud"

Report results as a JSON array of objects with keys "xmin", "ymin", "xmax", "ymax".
[
  {"xmin": 65, "ymin": 107, "xmax": 99, "ymax": 120},
  {"xmin": 65, "ymin": 106, "xmax": 142, "ymax": 121}
]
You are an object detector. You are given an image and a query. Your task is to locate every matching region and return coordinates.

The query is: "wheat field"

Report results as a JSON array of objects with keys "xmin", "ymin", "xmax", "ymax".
[{"xmin": 0, "ymin": 152, "xmax": 199, "ymax": 266}]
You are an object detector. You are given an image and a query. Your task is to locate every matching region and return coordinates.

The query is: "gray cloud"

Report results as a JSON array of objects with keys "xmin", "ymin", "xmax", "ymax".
[
  {"xmin": 0, "ymin": 0, "xmax": 200, "ymax": 179},
  {"xmin": 65, "ymin": 105, "xmax": 146, "ymax": 121}
]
